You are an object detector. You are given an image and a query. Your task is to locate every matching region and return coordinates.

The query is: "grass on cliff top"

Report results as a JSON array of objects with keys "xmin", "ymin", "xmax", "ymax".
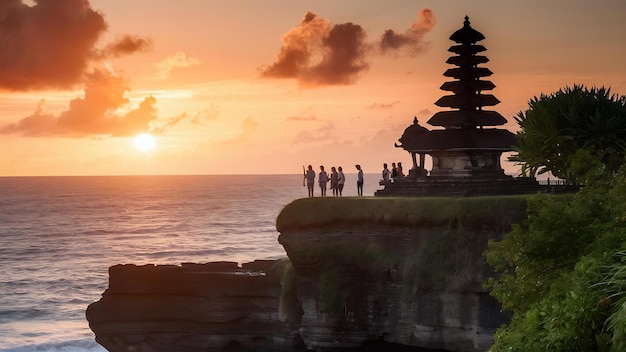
[{"xmin": 276, "ymin": 195, "xmax": 556, "ymax": 232}]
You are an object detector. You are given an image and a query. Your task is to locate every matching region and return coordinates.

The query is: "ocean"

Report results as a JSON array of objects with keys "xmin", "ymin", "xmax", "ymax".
[{"xmin": 0, "ymin": 173, "xmax": 381, "ymax": 351}]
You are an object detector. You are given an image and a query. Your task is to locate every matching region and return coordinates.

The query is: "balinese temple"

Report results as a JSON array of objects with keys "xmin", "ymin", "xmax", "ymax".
[{"xmin": 376, "ymin": 16, "xmax": 547, "ymax": 197}]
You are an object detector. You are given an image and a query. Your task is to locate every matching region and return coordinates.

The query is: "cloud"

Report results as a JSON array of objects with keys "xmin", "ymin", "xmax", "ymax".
[
  {"xmin": 366, "ymin": 100, "xmax": 401, "ymax": 110},
  {"xmin": 286, "ymin": 105, "xmax": 317, "ymax": 121},
  {"xmin": 101, "ymin": 35, "xmax": 152, "ymax": 58},
  {"xmin": 0, "ymin": 69, "xmax": 190, "ymax": 137},
  {"xmin": 146, "ymin": 102, "xmax": 218, "ymax": 135},
  {"xmin": 155, "ymin": 52, "xmax": 200, "ymax": 79},
  {"xmin": 0, "ymin": 0, "xmax": 150, "ymax": 91},
  {"xmin": 287, "ymin": 115, "xmax": 317, "ymax": 122},
  {"xmin": 150, "ymin": 113, "xmax": 188, "ymax": 135},
  {"xmin": 190, "ymin": 104, "xmax": 221, "ymax": 124},
  {"xmin": 379, "ymin": 8, "xmax": 436, "ymax": 55},
  {"xmin": 260, "ymin": 11, "xmax": 369, "ymax": 87},
  {"xmin": 216, "ymin": 117, "xmax": 259, "ymax": 145},
  {"xmin": 261, "ymin": 9, "xmax": 436, "ymax": 87},
  {"xmin": 0, "ymin": 0, "xmax": 106, "ymax": 90},
  {"xmin": 417, "ymin": 108, "xmax": 432, "ymax": 118},
  {"xmin": 292, "ymin": 121, "xmax": 337, "ymax": 144}
]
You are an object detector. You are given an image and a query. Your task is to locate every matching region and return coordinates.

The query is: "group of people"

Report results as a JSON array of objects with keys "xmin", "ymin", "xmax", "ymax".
[
  {"xmin": 304, "ymin": 164, "xmax": 364, "ymax": 197},
  {"xmin": 381, "ymin": 162, "xmax": 404, "ymax": 183}
]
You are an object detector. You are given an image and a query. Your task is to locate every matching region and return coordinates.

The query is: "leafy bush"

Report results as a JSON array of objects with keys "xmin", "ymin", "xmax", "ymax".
[
  {"xmin": 510, "ymin": 85, "xmax": 626, "ymax": 183},
  {"xmin": 485, "ymin": 166, "xmax": 626, "ymax": 351}
]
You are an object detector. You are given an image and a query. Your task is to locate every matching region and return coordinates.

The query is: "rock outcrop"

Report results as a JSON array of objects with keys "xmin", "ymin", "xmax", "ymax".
[
  {"xmin": 88, "ymin": 196, "xmax": 531, "ymax": 351},
  {"xmin": 276, "ymin": 197, "xmax": 523, "ymax": 351},
  {"xmin": 86, "ymin": 260, "xmax": 303, "ymax": 352}
]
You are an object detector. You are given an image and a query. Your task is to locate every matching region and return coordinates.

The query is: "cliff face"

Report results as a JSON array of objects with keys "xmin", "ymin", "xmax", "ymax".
[
  {"xmin": 276, "ymin": 196, "xmax": 526, "ymax": 352},
  {"xmin": 86, "ymin": 260, "xmax": 303, "ymax": 352},
  {"xmin": 87, "ymin": 196, "xmax": 529, "ymax": 352}
]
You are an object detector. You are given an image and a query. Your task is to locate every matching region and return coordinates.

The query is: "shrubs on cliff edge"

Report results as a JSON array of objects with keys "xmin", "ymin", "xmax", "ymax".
[
  {"xmin": 510, "ymin": 85, "xmax": 626, "ymax": 184},
  {"xmin": 485, "ymin": 165, "xmax": 626, "ymax": 351}
]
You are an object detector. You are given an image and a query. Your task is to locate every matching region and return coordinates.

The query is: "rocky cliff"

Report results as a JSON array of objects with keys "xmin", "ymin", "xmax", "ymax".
[
  {"xmin": 87, "ymin": 196, "xmax": 529, "ymax": 351},
  {"xmin": 86, "ymin": 260, "xmax": 303, "ymax": 351},
  {"xmin": 276, "ymin": 196, "xmax": 525, "ymax": 351}
]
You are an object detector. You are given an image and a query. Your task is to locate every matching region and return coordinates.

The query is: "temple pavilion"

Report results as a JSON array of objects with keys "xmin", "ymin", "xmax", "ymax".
[{"xmin": 376, "ymin": 16, "xmax": 547, "ymax": 197}]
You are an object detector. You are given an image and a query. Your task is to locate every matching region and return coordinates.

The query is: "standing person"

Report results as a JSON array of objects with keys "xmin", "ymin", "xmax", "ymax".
[
  {"xmin": 391, "ymin": 162, "xmax": 398, "ymax": 182},
  {"xmin": 382, "ymin": 163, "xmax": 391, "ymax": 183},
  {"xmin": 355, "ymin": 164, "xmax": 364, "ymax": 196},
  {"xmin": 330, "ymin": 167, "xmax": 339, "ymax": 196},
  {"xmin": 304, "ymin": 165, "xmax": 316, "ymax": 197},
  {"xmin": 397, "ymin": 162, "xmax": 405, "ymax": 178},
  {"xmin": 337, "ymin": 166, "xmax": 345, "ymax": 196},
  {"xmin": 318, "ymin": 165, "xmax": 328, "ymax": 197}
]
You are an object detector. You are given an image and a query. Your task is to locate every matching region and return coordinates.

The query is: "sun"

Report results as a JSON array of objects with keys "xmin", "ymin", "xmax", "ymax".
[{"xmin": 133, "ymin": 133, "xmax": 157, "ymax": 152}]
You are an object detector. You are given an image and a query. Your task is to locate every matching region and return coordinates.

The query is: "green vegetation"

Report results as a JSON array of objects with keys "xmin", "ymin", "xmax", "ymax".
[
  {"xmin": 510, "ymin": 85, "xmax": 626, "ymax": 183},
  {"xmin": 485, "ymin": 166, "xmax": 626, "ymax": 351},
  {"xmin": 275, "ymin": 259, "xmax": 302, "ymax": 321},
  {"xmin": 276, "ymin": 195, "xmax": 528, "ymax": 232},
  {"xmin": 487, "ymin": 84, "xmax": 626, "ymax": 350}
]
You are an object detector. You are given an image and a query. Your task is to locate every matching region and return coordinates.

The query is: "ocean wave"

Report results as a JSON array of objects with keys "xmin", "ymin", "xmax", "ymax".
[
  {"xmin": 0, "ymin": 338, "xmax": 106, "ymax": 352},
  {"xmin": 0, "ymin": 174, "xmax": 311, "ymax": 349}
]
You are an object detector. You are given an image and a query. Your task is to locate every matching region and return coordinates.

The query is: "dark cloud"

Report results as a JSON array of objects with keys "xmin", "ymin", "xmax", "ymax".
[
  {"xmin": 262, "ymin": 9, "xmax": 436, "ymax": 87},
  {"xmin": 0, "ymin": 0, "xmax": 149, "ymax": 91},
  {"xmin": 101, "ymin": 35, "xmax": 152, "ymax": 58},
  {"xmin": 0, "ymin": 69, "xmax": 188, "ymax": 137},
  {"xmin": 260, "ymin": 11, "xmax": 369, "ymax": 87},
  {"xmin": 379, "ymin": 8, "xmax": 436, "ymax": 55}
]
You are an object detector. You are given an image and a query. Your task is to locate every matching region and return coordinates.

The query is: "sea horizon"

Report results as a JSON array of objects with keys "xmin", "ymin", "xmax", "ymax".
[{"xmin": 0, "ymin": 174, "xmax": 383, "ymax": 351}]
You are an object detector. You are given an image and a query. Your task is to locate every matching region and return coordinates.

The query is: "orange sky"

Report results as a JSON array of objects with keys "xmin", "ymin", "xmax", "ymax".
[{"xmin": 1, "ymin": 0, "xmax": 625, "ymax": 176}]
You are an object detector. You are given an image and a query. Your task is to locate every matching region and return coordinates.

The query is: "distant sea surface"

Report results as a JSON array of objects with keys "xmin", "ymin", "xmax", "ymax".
[{"xmin": 0, "ymin": 174, "xmax": 381, "ymax": 351}]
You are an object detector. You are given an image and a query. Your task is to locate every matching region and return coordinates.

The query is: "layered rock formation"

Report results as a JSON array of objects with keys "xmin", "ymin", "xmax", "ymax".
[
  {"xmin": 86, "ymin": 260, "xmax": 303, "ymax": 352},
  {"xmin": 276, "ymin": 197, "xmax": 522, "ymax": 351},
  {"xmin": 87, "ymin": 196, "xmax": 529, "ymax": 351}
]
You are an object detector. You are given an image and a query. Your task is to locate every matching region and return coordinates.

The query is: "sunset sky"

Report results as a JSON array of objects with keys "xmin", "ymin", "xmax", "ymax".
[{"xmin": 1, "ymin": 0, "xmax": 625, "ymax": 176}]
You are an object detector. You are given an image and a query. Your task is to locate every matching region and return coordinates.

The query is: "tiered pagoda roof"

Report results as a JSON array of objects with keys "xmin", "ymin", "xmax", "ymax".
[
  {"xmin": 397, "ymin": 16, "xmax": 515, "ymax": 153},
  {"xmin": 428, "ymin": 15, "xmax": 508, "ymax": 129}
]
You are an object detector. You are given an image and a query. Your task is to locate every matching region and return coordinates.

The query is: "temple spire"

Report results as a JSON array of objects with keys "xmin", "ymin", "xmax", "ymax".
[{"xmin": 428, "ymin": 16, "xmax": 504, "ymax": 128}]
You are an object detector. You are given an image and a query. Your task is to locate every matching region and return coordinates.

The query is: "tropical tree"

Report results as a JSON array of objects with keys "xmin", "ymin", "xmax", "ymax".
[
  {"xmin": 510, "ymin": 85, "xmax": 626, "ymax": 184},
  {"xmin": 485, "ymin": 164, "xmax": 626, "ymax": 351}
]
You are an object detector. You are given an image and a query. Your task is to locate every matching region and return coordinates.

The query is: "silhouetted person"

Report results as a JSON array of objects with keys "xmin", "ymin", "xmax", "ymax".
[
  {"xmin": 391, "ymin": 162, "xmax": 398, "ymax": 182},
  {"xmin": 337, "ymin": 166, "xmax": 345, "ymax": 196},
  {"xmin": 330, "ymin": 166, "xmax": 339, "ymax": 196},
  {"xmin": 355, "ymin": 164, "xmax": 363, "ymax": 196},
  {"xmin": 397, "ymin": 162, "xmax": 405, "ymax": 178},
  {"xmin": 304, "ymin": 165, "xmax": 315, "ymax": 197},
  {"xmin": 318, "ymin": 165, "xmax": 328, "ymax": 197},
  {"xmin": 382, "ymin": 163, "xmax": 390, "ymax": 183}
]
